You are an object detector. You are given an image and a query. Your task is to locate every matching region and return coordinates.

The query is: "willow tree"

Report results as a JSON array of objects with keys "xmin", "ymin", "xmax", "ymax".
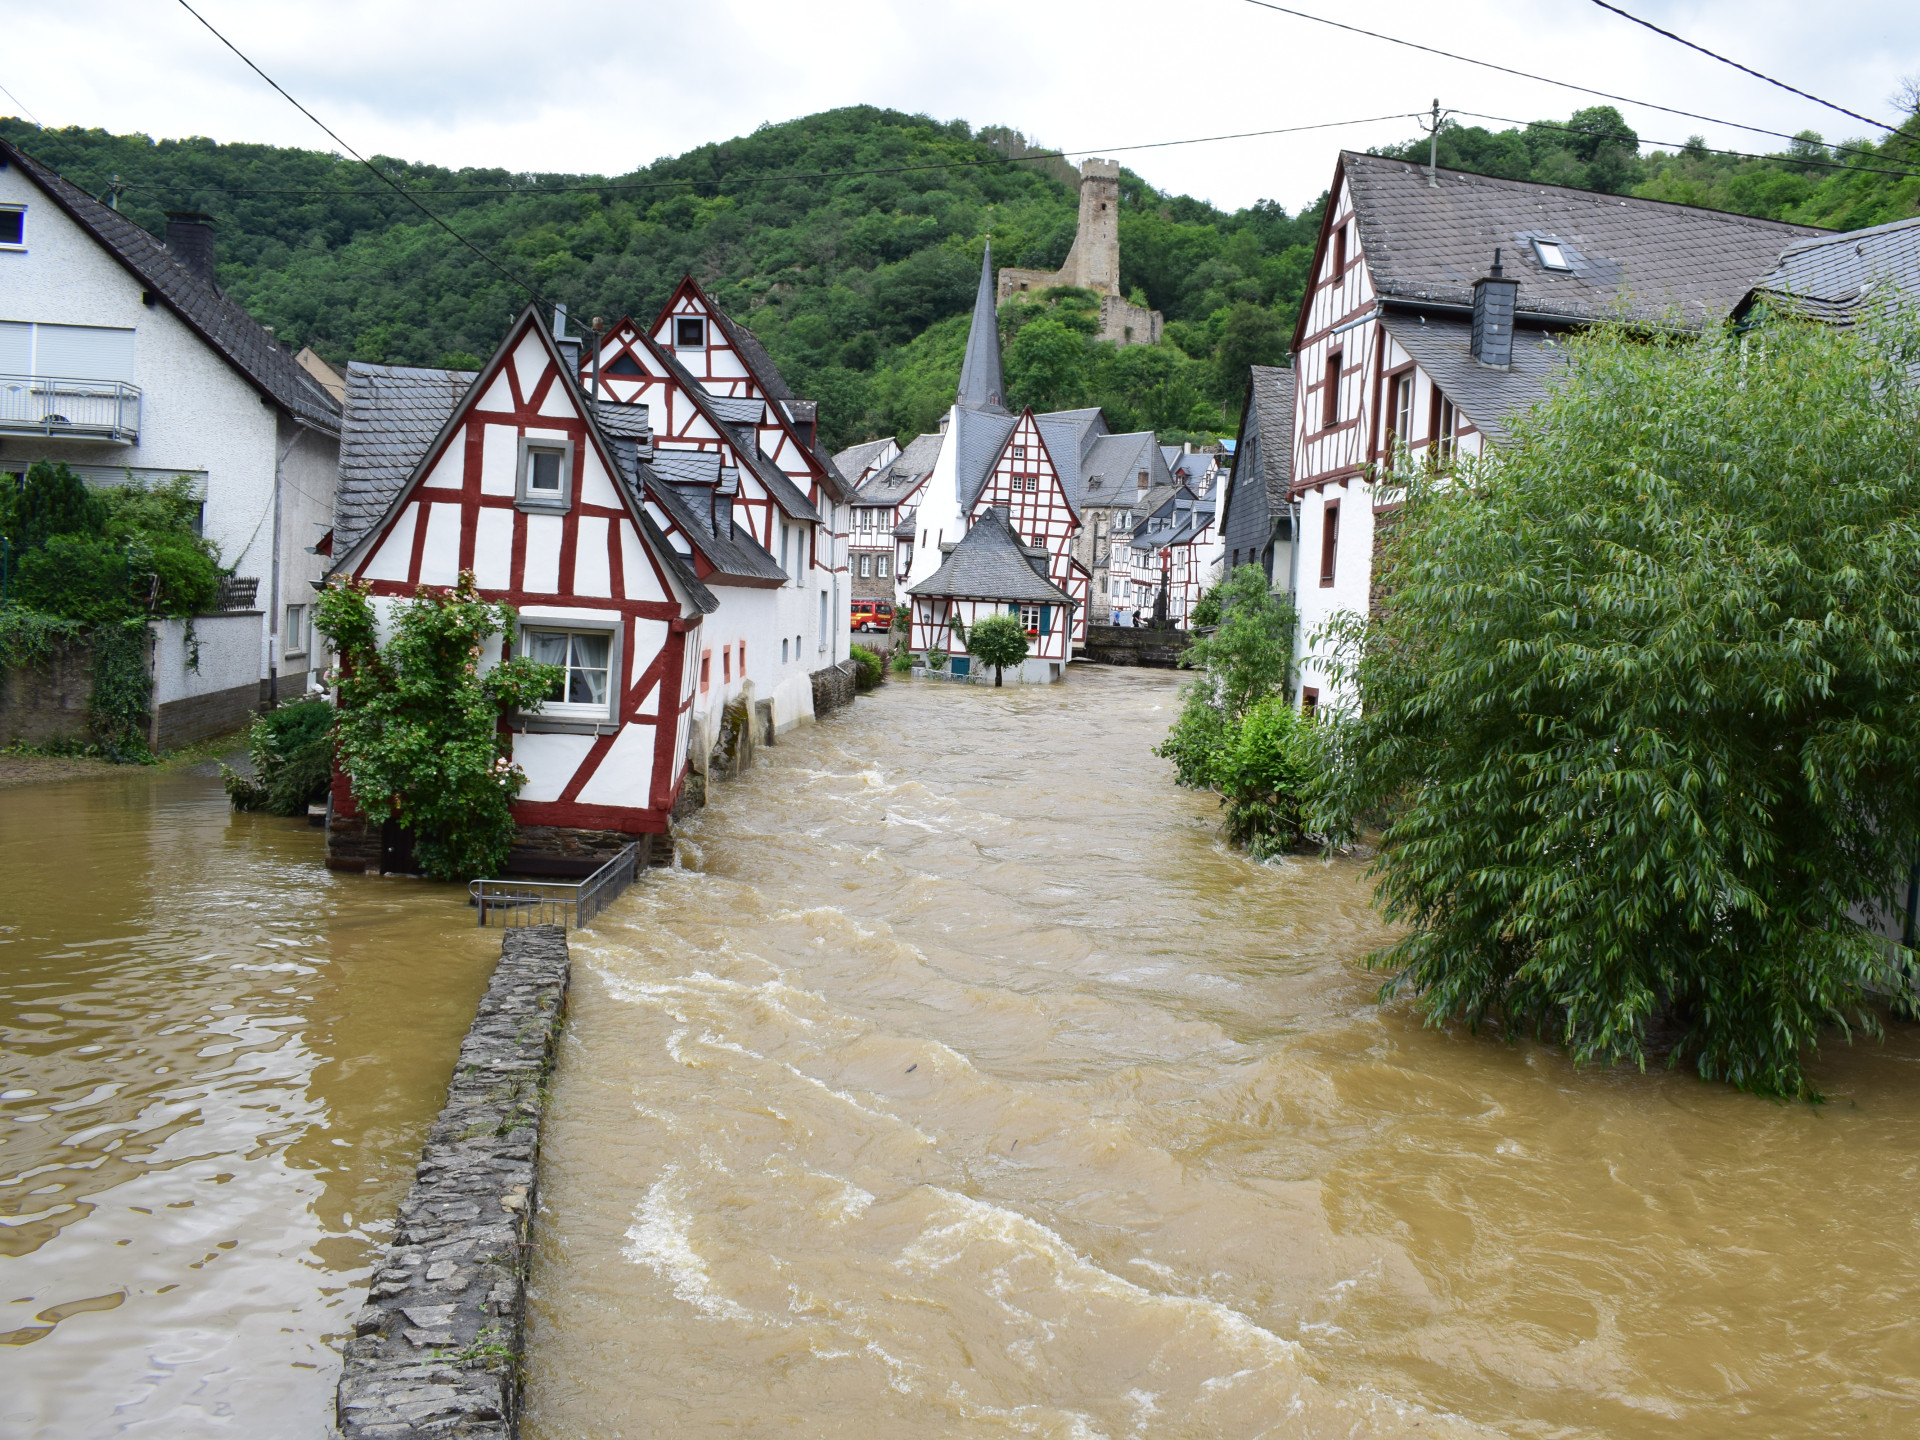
[{"xmin": 1318, "ymin": 310, "xmax": 1920, "ymax": 1099}]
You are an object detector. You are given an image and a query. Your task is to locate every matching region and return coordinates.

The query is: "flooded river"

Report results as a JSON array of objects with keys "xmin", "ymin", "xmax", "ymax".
[
  {"xmin": 525, "ymin": 667, "xmax": 1920, "ymax": 1440},
  {"xmin": 0, "ymin": 764, "xmax": 494, "ymax": 1436}
]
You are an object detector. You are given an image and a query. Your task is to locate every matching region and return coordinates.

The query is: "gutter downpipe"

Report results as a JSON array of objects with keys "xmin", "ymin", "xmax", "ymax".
[{"xmin": 268, "ymin": 420, "xmax": 304, "ymax": 707}]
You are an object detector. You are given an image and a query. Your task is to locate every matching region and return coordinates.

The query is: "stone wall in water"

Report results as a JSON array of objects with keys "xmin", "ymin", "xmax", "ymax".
[
  {"xmin": 1079, "ymin": 624, "xmax": 1187, "ymax": 669},
  {"xmin": 334, "ymin": 926, "xmax": 569, "ymax": 1439}
]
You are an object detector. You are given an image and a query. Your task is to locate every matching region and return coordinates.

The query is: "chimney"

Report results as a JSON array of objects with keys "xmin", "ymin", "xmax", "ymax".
[
  {"xmin": 164, "ymin": 211, "xmax": 218, "ymax": 286},
  {"xmin": 552, "ymin": 303, "xmax": 582, "ymax": 373},
  {"xmin": 1471, "ymin": 248, "xmax": 1519, "ymax": 368}
]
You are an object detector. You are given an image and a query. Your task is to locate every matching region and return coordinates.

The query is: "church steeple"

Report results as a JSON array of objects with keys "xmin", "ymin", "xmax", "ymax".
[{"xmin": 956, "ymin": 242, "xmax": 1006, "ymax": 413}]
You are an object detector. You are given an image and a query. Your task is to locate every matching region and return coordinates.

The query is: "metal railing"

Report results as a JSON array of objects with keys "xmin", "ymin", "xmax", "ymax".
[
  {"xmin": 0, "ymin": 374, "xmax": 141, "ymax": 443},
  {"xmin": 469, "ymin": 842, "xmax": 641, "ymax": 930}
]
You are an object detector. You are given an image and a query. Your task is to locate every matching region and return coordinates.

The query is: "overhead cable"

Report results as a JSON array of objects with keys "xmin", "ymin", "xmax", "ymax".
[
  {"xmin": 1452, "ymin": 110, "xmax": 1920, "ymax": 181},
  {"xmin": 1233, "ymin": 0, "xmax": 1896, "ymax": 154},
  {"xmin": 1586, "ymin": 0, "xmax": 1896, "ymax": 134},
  {"xmin": 170, "ymin": 0, "xmax": 548, "ymax": 304}
]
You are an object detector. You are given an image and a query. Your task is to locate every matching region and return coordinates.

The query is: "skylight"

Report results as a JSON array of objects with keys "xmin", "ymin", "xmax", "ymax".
[{"xmin": 1532, "ymin": 239, "xmax": 1573, "ymax": 272}]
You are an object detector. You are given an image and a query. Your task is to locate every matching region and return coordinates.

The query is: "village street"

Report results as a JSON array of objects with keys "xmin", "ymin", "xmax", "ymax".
[{"xmin": 10, "ymin": 670, "xmax": 1919, "ymax": 1438}]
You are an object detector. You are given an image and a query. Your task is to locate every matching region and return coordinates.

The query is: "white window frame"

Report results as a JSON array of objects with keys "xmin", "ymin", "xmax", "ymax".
[
  {"xmin": 283, "ymin": 603, "xmax": 307, "ymax": 658},
  {"xmin": 516, "ymin": 435, "xmax": 573, "ymax": 513},
  {"xmin": 517, "ymin": 618, "xmax": 622, "ymax": 729},
  {"xmin": 673, "ymin": 315, "xmax": 707, "ymax": 350},
  {"xmin": 859, "ymin": 554, "xmax": 872, "ymax": 578},
  {"xmin": 1532, "ymin": 238, "xmax": 1573, "ymax": 272},
  {"xmin": 0, "ymin": 204, "xmax": 25, "ymax": 251},
  {"xmin": 877, "ymin": 554, "xmax": 889, "ymax": 579}
]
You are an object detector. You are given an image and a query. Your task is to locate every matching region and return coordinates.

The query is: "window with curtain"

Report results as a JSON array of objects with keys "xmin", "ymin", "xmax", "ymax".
[{"xmin": 523, "ymin": 628, "xmax": 614, "ymax": 719}]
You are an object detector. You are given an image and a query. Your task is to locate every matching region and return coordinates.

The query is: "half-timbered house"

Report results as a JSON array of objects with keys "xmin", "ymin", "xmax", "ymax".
[
  {"xmin": 1288, "ymin": 152, "xmax": 1819, "ymax": 713},
  {"xmin": 580, "ymin": 279, "xmax": 852, "ymax": 740},
  {"xmin": 907, "ymin": 506, "xmax": 1075, "ymax": 682},
  {"xmin": 324, "ymin": 306, "xmax": 719, "ymax": 872}
]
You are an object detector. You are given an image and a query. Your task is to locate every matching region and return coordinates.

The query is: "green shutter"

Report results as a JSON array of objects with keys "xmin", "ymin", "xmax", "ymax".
[
  {"xmin": 1008, "ymin": 602, "xmax": 1019, "ymax": 615},
  {"xmin": 1040, "ymin": 605, "xmax": 1051, "ymax": 636}
]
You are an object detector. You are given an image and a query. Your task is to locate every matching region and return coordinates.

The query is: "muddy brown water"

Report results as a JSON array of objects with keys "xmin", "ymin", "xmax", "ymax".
[
  {"xmin": 0, "ymin": 764, "xmax": 495, "ymax": 1436},
  {"xmin": 524, "ymin": 668, "xmax": 1920, "ymax": 1440}
]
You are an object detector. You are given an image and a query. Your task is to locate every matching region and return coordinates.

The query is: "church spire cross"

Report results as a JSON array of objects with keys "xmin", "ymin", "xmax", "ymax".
[{"xmin": 957, "ymin": 242, "xmax": 1006, "ymax": 413}]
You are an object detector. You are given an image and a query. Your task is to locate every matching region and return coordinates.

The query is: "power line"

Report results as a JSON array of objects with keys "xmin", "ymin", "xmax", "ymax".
[
  {"xmin": 1233, "ymin": 0, "xmax": 1895, "ymax": 156},
  {"xmin": 0, "ymin": 78, "xmax": 43, "ymax": 128},
  {"xmin": 1586, "ymin": 0, "xmax": 1896, "ymax": 135},
  {"xmin": 97, "ymin": 112, "xmax": 1425, "ymax": 202},
  {"xmin": 1452, "ymin": 110, "xmax": 1920, "ymax": 182},
  {"xmin": 169, "ymin": 0, "xmax": 548, "ymax": 305}
]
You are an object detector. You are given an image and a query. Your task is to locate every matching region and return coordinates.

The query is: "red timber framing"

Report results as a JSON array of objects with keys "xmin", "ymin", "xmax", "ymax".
[
  {"xmin": 969, "ymin": 409, "xmax": 1088, "ymax": 644},
  {"xmin": 332, "ymin": 305, "xmax": 708, "ymax": 836}
]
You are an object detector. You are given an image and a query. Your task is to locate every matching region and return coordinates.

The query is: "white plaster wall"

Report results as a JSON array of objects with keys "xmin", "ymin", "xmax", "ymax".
[
  {"xmin": 149, "ymin": 611, "xmax": 263, "ymax": 705},
  {"xmin": 0, "ymin": 167, "xmax": 337, "ymax": 685},
  {"xmin": 1293, "ymin": 478, "xmax": 1376, "ymax": 711}
]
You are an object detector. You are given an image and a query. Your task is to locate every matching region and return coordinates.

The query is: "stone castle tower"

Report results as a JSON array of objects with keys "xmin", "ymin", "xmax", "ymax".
[{"xmin": 997, "ymin": 159, "xmax": 1163, "ymax": 347}]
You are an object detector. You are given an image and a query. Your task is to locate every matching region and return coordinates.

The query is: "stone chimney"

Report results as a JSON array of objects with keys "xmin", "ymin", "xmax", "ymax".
[
  {"xmin": 1471, "ymin": 249, "xmax": 1519, "ymax": 368},
  {"xmin": 164, "ymin": 212, "xmax": 218, "ymax": 286}
]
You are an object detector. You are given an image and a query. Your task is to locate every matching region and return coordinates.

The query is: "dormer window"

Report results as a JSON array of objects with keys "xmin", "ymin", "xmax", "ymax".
[
  {"xmin": 516, "ymin": 436, "xmax": 573, "ymax": 512},
  {"xmin": 0, "ymin": 206, "xmax": 24, "ymax": 249},
  {"xmin": 1532, "ymin": 239, "xmax": 1573, "ymax": 272},
  {"xmin": 674, "ymin": 316, "xmax": 706, "ymax": 349}
]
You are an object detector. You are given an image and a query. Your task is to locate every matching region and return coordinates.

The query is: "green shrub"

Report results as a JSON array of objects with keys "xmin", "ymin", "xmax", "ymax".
[
  {"xmin": 889, "ymin": 647, "xmax": 914, "ymax": 674},
  {"xmin": 318, "ymin": 572, "xmax": 561, "ymax": 882},
  {"xmin": 1324, "ymin": 310, "xmax": 1920, "ymax": 1099},
  {"xmin": 223, "ymin": 698, "xmax": 334, "ymax": 815},
  {"xmin": 849, "ymin": 642, "xmax": 883, "ymax": 691},
  {"xmin": 1156, "ymin": 688, "xmax": 1229, "ymax": 789},
  {"xmin": 966, "ymin": 612, "xmax": 1029, "ymax": 685},
  {"xmin": 923, "ymin": 647, "xmax": 948, "ymax": 672},
  {"xmin": 1189, "ymin": 585, "xmax": 1223, "ymax": 629},
  {"xmin": 1214, "ymin": 696, "xmax": 1314, "ymax": 859},
  {"xmin": 86, "ymin": 618, "xmax": 155, "ymax": 763},
  {"xmin": 11, "ymin": 535, "xmax": 134, "ymax": 624},
  {"xmin": 0, "ymin": 460, "xmax": 105, "ymax": 548}
]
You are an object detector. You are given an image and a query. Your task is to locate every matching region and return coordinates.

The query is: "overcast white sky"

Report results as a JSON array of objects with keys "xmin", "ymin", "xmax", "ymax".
[{"xmin": 5, "ymin": 0, "xmax": 1915, "ymax": 214}]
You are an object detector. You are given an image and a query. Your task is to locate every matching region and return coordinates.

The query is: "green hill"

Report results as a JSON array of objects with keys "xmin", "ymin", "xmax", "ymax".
[{"xmin": 6, "ymin": 102, "xmax": 1913, "ymax": 451}]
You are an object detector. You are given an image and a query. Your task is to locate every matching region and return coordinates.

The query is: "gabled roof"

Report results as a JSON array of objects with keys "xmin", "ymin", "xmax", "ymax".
[
  {"xmin": 892, "ymin": 510, "xmax": 919, "ymax": 539},
  {"xmin": 1738, "ymin": 214, "xmax": 1920, "ymax": 324},
  {"xmin": 834, "ymin": 437, "xmax": 898, "ymax": 488},
  {"xmin": 335, "ymin": 362, "xmax": 476, "ymax": 556},
  {"xmin": 606, "ymin": 448, "xmax": 788, "ymax": 588},
  {"xmin": 1377, "ymin": 312, "xmax": 1563, "ymax": 445},
  {"xmin": 907, "ymin": 507, "xmax": 1073, "ymax": 604},
  {"xmin": 329, "ymin": 304, "xmax": 714, "ymax": 614},
  {"xmin": 1078, "ymin": 431, "xmax": 1158, "ymax": 507},
  {"xmin": 856, "ymin": 432, "xmax": 942, "ymax": 509},
  {"xmin": 953, "ymin": 406, "xmax": 1020, "ymax": 513},
  {"xmin": 1, "ymin": 138, "xmax": 340, "ymax": 433},
  {"xmin": 1305, "ymin": 151, "xmax": 1823, "ymax": 346},
  {"xmin": 957, "ymin": 243, "xmax": 1007, "ymax": 413},
  {"xmin": 1222, "ymin": 366, "xmax": 1295, "ymax": 537}
]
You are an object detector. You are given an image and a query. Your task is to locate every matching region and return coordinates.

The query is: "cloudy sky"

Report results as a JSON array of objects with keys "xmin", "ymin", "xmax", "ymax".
[{"xmin": 5, "ymin": 0, "xmax": 1915, "ymax": 214}]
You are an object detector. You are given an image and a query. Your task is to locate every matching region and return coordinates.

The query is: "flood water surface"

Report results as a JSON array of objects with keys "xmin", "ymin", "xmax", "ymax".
[
  {"xmin": 524, "ymin": 668, "xmax": 1920, "ymax": 1439},
  {"xmin": 0, "ymin": 766, "xmax": 495, "ymax": 1436}
]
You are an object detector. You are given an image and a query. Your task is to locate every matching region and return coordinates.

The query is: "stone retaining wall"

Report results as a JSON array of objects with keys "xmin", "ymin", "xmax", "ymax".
[
  {"xmin": 334, "ymin": 927, "xmax": 570, "ymax": 1439},
  {"xmin": 810, "ymin": 658, "xmax": 859, "ymax": 717},
  {"xmin": 1079, "ymin": 624, "xmax": 1188, "ymax": 669}
]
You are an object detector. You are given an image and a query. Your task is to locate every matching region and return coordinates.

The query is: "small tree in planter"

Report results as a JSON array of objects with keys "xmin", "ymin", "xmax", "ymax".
[
  {"xmin": 317, "ymin": 572, "xmax": 561, "ymax": 882},
  {"xmin": 967, "ymin": 612, "xmax": 1030, "ymax": 686}
]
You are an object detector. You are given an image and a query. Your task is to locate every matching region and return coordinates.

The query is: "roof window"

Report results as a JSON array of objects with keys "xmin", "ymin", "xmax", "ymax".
[{"xmin": 1532, "ymin": 239, "xmax": 1573, "ymax": 272}]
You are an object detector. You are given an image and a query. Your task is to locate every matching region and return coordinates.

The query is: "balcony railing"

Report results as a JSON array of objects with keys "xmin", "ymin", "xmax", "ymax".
[{"xmin": 0, "ymin": 374, "xmax": 141, "ymax": 443}]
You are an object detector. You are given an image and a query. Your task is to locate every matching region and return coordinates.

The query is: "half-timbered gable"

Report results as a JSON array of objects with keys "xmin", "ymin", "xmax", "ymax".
[
  {"xmin": 1286, "ymin": 151, "xmax": 1819, "ymax": 713},
  {"xmin": 328, "ymin": 306, "xmax": 718, "ymax": 857},
  {"xmin": 967, "ymin": 409, "xmax": 1086, "ymax": 643}
]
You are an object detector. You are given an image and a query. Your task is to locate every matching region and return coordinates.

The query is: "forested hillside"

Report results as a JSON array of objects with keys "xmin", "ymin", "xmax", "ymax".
[{"xmin": 5, "ymin": 100, "xmax": 1914, "ymax": 450}]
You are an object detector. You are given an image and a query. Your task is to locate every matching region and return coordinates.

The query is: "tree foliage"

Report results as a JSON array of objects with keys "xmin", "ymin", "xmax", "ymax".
[
  {"xmin": 317, "ymin": 573, "xmax": 561, "ymax": 882},
  {"xmin": 966, "ymin": 612, "xmax": 1029, "ymax": 685},
  {"xmin": 1317, "ymin": 311, "xmax": 1920, "ymax": 1099},
  {"xmin": 223, "ymin": 698, "xmax": 335, "ymax": 815}
]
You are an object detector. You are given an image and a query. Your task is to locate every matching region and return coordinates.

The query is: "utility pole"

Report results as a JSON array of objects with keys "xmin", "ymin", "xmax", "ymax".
[{"xmin": 1416, "ymin": 99, "xmax": 1453, "ymax": 189}]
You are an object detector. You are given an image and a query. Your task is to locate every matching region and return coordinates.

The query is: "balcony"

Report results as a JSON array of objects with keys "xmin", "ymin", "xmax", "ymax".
[{"xmin": 0, "ymin": 374, "xmax": 141, "ymax": 444}]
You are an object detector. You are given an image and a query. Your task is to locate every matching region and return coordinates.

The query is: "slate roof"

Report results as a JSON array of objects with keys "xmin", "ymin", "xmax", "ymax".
[
  {"xmin": 1377, "ymin": 313, "xmax": 1565, "ymax": 445},
  {"xmin": 851, "ymin": 432, "xmax": 936, "ymax": 509},
  {"xmin": 1033, "ymin": 408, "xmax": 1111, "ymax": 510},
  {"xmin": 957, "ymin": 244, "xmax": 1008, "ymax": 412},
  {"xmin": 2, "ymin": 138, "xmax": 341, "ymax": 433},
  {"xmin": 892, "ymin": 511, "xmax": 918, "ymax": 539},
  {"xmin": 645, "ymin": 338, "xmax": 824, "ymax": 522},
  {"xmin": 703, "ymin": 394, "xmax": 764, "ymax": 425},
  {"xmin": 907, "ymin": 507, "xmax": 1073, "ymax": 604},
  {"xmin": 1738, "ymin": 215, "xmax": 1920, "ymax": 324},
  {"xmin": 1333, "ymin": 151, "xmax": 1822, "ymax": 336},
  {"xmin": 1079, "ymin": 431, "xmax": 1158, "ymax": 508},
  {"xmin": 953, "ymin": 406, "xmax": 1020, "ymax": 513},
  {"xmin": 612, "ymin": 450, "xmax": 786, "ymax": 586},
  {"xmin": 1245, "ymin": 368, "xmax": 1295, "ymax": 508},
  {"xmin": 335, "ymin": 362, "xmax": 475, "ymax": 555},
  {"xmin": 834, "ymin": 437, "xmax": 896, "ymax": 487}
]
